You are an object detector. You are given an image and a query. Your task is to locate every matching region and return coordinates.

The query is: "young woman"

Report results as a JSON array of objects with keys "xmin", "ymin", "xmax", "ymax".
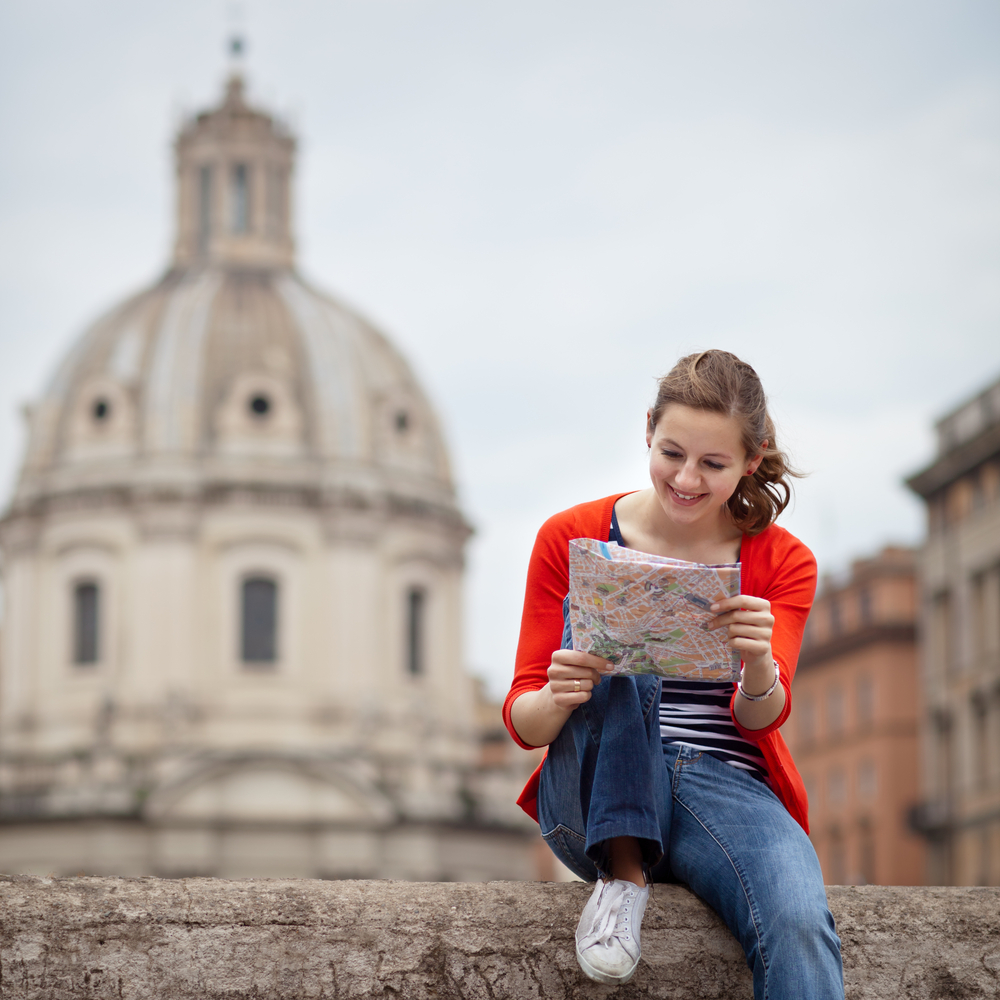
[{"xmin": 502, "ymin": 351, "xmax": 844, "ymax": 998}]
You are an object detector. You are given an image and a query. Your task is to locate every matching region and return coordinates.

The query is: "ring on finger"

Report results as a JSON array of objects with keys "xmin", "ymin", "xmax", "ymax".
[{"xmin": 573, "ymin": 679, "xmax": 581, "ymax": 693}]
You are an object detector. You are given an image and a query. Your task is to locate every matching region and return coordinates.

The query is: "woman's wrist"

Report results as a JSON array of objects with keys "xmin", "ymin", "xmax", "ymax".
[
  {"xmin": 510, "ymin": 684, "xmax": 573, "ymax": 747},
  {"xmin": 737, "ymin": 659, "xmax": 780, "ymax": 701},
  {"xmin": 739, "ymin": 649, "xmax": 774, "ymax": 680},
  {"xmin": 732, "ymin": 653, "xmax": 786, "ymax": 730}
]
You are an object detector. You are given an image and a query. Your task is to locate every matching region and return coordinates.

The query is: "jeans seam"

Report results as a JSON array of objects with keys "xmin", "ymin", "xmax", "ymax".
[
  {"xmin": 671, "ymin": 751, "xmax": 704, "ymax": 793},
  {"xmin": 641, "ymin": 678, "xmax": 662, "ymax": 719},
  {"xmin": 542, "ymin": 822, "xmax": 586, "ymax": 845},
  {"xmin": 542, "ymin": 824, "xmax": 595, "ymax": 881},
  {"xmin": 583, "ymin": 706, "xmax": 603, "ymax": 747},
  {"xmin": 673, "ymin": 793, "xmax": 770, "ymax": 998}
]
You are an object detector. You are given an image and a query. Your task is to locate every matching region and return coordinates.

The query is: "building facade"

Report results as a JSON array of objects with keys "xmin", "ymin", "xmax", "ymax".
[
  {"xmin": 0, "ymin": 73, "xmax": 536, "ymax": 880},
  {"xmin": 791, "ymin": 547, "xmax": 926, "ymax": 885},
  {"xmin": 907, "ymin": 375, "xmax": 1000, "ymax": 886}
]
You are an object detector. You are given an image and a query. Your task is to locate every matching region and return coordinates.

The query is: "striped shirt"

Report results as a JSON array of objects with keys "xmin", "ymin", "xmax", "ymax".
[
  {"xmin": 608, "ymin": 507, "xmax": 769, "ymax": 784},
  {"xmin": 658, "ymin": 680, "xmax": 768, "ymax": 780}
]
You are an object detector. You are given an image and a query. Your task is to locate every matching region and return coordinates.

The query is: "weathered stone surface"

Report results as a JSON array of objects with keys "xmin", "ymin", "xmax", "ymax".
[{"xmin": 1, "ymin": 876, "xmax": 997, "ymax": 999}]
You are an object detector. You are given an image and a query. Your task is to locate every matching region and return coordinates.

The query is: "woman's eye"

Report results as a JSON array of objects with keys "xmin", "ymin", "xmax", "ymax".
[
  {"xmin": 661, "ymin": 450, "xmax": 683, "ymax": 459},
  {"xmin": 705, "ymin": 461, "xmax": 725, "ymax": 471}
]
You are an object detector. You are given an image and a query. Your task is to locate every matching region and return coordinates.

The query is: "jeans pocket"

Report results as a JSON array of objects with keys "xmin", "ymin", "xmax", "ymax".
[
  {"xmin": 541, "ymin": 824, "xmax": 598, "ymax": 881},
  {"xmin": 687, "ymin": 748, "xmax": 780, "ymax": 803}
]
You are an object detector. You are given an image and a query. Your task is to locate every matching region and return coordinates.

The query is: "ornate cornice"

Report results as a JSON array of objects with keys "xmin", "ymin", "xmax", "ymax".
[{"xmin": 0, "ymin": 479, "xmax": 470, "ymax": 555}]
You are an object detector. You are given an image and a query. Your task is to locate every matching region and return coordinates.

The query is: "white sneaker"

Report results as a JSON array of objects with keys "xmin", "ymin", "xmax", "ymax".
[{"xmin": 575, "ymin": 878, "xmax": 649, "ymax": 985}]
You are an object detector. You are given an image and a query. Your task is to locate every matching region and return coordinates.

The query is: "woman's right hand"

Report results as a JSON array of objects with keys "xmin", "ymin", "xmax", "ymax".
[
  {"xmin": 547, "ymin": 649, "xmax": 613, "ymax": 711},
  {"xmin": 510, "ymin": 650, "xmax": 614, "ymax": 747}
]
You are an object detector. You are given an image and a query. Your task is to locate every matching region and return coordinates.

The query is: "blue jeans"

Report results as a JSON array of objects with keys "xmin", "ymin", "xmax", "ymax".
[{"xmin": 538, "ymin": 674, "xmax": 844, "ymax": 1000}]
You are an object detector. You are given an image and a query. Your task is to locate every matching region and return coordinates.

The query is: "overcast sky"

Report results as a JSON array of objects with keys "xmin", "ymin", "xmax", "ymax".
[{"xmin": 1, "ymin": 0, "xmax": 998, "ymax": 697}]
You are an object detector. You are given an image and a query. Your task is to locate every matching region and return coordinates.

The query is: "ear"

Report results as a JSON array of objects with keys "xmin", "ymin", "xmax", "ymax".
[
  {"xmin": 645, "ymin": 411, "xmax": 654, "ymax": 449},
  {"xmin": 745, "ymin": 440, "xmax": 768, "ymax": 477}
]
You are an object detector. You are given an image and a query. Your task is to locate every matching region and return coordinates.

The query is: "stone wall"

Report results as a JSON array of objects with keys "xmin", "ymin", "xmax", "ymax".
[{"xmin": 2, "ymin": 875, "xmax": 998, "ymax": 999}]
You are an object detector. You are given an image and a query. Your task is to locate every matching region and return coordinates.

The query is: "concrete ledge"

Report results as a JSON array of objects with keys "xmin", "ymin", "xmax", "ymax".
[{"xmin": 1, "ymin": 876, "xmax": 998, "ymax": 999}]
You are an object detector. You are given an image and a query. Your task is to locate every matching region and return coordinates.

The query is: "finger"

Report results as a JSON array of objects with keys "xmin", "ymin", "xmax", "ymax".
[
  {"xmin": 547, "ymin": 663, "xmax": 606, "ymax": 686},
  {"xmin": 709, "ymin": 595, "xmax": 769, "ymax": 613},
  {"xmin": 729, "ymin": 633, "xmax": 770, "ymax": 646},
  {"xmin": 708, "ymin": 611, "xmax": 774, "ymax": 631},
  {"xmin": 552, "ymin": 648, "xmax": 614, "ymax": 672},
  {"xmin": 705, "ymin": 611, "xmax": 760, "ymax": 632},
  {"xmin": 716, "ymin": 608, "xmax": 773, "ymax": 623},
  {"xmin": 711, "ymin": 610, "xmax": 773, "ymax": 628},
  {"xmin": 559, "ymin": 676, "xmax": 594, "ymax": 695},
  {"xmin": 726, "ymin": 622, "xmax": 774, "ymax": 635},
  {"xmin": 726, "ymin": 627, "xmax": 773, "ymax": 644},
  {"xmin": 548, "ymin": 660, "xmax": 604, "ymax": 678},
  {"xmin": 552, "ymin": 691, "xmax": 592, "ymax": 710}
]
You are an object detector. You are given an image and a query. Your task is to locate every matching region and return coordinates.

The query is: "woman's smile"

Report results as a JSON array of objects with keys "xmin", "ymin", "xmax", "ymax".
[{"xmin": 666, "ymin": 483, "xmax": 707, "ymax": 506}]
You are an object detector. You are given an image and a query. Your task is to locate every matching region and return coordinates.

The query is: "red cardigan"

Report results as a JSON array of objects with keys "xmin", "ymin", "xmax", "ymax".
[{"xmin": 502, "ymin": 493, "xmax": 817, "ymax": 834}]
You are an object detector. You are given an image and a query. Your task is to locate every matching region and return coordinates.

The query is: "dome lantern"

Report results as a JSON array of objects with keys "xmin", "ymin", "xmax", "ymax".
[{"xmin": 173, "ymin": 74, "xmax": 295, "ymax": 269}]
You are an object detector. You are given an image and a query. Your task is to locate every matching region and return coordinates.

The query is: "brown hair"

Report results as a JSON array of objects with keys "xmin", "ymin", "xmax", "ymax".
[{"xmin": 649, "ymin": 350, "xmax": 799, "ymax": 535}]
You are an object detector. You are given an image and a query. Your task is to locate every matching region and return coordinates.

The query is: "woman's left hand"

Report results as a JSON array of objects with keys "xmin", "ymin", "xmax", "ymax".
[
  {"xmin": 707, "ymin": 594, "xmax": 785, "ymax": 729},
  {"xmin": 707, "ymin": 594, "xmax": 774, "ymax": 674}
]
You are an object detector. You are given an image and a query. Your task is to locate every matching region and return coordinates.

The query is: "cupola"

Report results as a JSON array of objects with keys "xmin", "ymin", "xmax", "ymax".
[{"xmin": 172, "ymin": 73, "xmax": 295, "ymax": 269}]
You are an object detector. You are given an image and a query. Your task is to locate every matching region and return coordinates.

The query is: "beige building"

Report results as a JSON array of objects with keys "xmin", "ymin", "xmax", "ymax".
[
  {"xmin": 791, "ymin": 547, "xmax": 926, "ymax": 885},
  {"xmin": 0, "ymin": 72, "xmax": 536, "ymax": 880},
  {"xmin": 907, "ymin": 375, "xmax": 1000, "ymax": 886}
]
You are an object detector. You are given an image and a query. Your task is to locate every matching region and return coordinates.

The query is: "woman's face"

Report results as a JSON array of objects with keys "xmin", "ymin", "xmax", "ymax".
[{"xmin": 645, "ymin": 404, "xmax": 763, "ymax": 530}]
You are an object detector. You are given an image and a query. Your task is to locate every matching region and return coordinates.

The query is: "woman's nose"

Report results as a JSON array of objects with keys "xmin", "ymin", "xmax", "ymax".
[{"xmin": 675, "ymin": 461, "xmax": 701, "ymax": 489}]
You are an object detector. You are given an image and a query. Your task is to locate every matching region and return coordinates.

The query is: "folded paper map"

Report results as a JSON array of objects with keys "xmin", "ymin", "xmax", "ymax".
[{"xmin": 568, "ymin": 538, "xmax": 741, "ymax": 680}]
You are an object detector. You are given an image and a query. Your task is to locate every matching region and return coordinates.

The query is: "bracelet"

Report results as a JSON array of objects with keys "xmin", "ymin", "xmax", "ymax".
[{"xmin": 737, "ymin": 660, "xmax": 780, "ymax": 702}]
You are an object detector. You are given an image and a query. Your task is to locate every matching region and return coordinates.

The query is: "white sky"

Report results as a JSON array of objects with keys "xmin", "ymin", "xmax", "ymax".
[{"xmin": 1, "ymin": 0, "xmax": 998, "ymax": 698}]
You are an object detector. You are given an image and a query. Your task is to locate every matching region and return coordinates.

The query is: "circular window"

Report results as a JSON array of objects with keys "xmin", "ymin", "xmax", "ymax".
[
  {"xmin": 92, "ymin": 398, "xmax": 111, "ymax": 421},
  {"xmin": 394, "ymin": 410, "xmax": 409, "ymax": 432},
  {"xmin": 249, "ymin": 394, "xmax": 271, "ymax": 418}
]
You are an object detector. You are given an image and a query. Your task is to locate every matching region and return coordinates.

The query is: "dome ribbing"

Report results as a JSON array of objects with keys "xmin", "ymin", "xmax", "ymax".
[{"xmin": 11, "ymin": 77, "xmax": 457, "ymax": 519}]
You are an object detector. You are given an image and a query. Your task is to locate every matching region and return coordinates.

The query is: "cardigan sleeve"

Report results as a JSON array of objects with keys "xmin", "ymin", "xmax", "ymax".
[
  {"xmin": 502, "ymin": 510, "xmax": 576, "ymax": 748},
  {"xmin": 502, "ymin": 495, "xmax": 623, "ymax": 749},
  {"xmin": 730, "ymin": 526, "xmax": 817, "ymax": 742}
]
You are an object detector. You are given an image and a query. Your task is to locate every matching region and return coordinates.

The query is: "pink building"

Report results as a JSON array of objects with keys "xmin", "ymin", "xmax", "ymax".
[{"xmin": 791, "ymin": 547, "xmax": 926, "ymax": 885}]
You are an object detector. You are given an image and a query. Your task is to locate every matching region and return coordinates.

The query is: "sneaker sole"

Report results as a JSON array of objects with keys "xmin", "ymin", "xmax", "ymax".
[{"xmin": 575, "ymin": 945, "xmax": 639, "ymax": 986}]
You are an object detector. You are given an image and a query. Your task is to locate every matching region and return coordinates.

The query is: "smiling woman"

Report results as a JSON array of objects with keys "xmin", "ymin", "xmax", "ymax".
[
  {"xmin": 503, "ymin": 350, "xmax": 842, "ymax": 998},
  {"xmin": 644, "ymin": 406, "xmax": 763, "ymax": 545}
]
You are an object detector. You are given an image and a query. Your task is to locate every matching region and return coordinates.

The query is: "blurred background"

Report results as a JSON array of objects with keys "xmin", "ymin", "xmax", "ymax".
[{"xmin": 0, "ymin": 0, "xmax": 997, "ymax": 885}]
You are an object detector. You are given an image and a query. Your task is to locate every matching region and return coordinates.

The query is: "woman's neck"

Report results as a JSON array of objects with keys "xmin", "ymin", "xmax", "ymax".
[{"xmin": 614, "ymin": 489, "xmax": 742, "ymax": 564}]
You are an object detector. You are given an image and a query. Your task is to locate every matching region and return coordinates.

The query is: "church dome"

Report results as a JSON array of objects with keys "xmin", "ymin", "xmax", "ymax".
[
  {"xmin": 12, "ymin": 75, "xmax": 456, "ymax": 518},
  {"xmin": 0, "ymin": 66, "xmax": 536, "ymax": 884}
]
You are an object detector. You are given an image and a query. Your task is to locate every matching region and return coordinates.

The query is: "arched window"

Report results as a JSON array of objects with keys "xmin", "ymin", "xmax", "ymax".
[
  {"xmin": 241, "ymin": 576, "xmax": 277, "ymax": 666},
  {"xmin": 406, "ymin": 587, "xmax": 426, "ymax": 676},
  {"xmin": 231, "ymin": 163, "xmax": 250, "ymax": 234},
  {"xmin": 265, "ymin": 165, "xmax": 284, "ymax": 238},
  {"xmin": 73, "ymin": 581, "xmax": 100, "ymax": 665},
  {"xmin": 198, "ymin": 164, "xmax": 213, "ymax": 250}
]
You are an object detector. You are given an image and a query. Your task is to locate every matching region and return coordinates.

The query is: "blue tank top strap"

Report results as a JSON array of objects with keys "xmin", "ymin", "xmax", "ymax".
[{"xmin": 609, "ymin": 505, "xmax": 625, "ymax": 546}]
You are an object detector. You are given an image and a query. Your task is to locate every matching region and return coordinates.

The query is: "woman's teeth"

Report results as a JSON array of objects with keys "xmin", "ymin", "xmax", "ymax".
[{"xmin": 673, "ymin": 488, "xmax": 701, "ymax": 500}]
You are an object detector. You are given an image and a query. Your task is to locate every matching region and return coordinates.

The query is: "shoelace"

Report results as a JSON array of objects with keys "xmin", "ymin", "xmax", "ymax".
[{"xmin": 579, "ymin": 883, "xmax": 636, "ymax": 948}]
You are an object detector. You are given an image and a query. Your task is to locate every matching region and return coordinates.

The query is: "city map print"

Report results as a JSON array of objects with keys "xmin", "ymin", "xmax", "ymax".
[{"xmin": 568, "ymin": 538, "xmax": 742, "ymax": 680}]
